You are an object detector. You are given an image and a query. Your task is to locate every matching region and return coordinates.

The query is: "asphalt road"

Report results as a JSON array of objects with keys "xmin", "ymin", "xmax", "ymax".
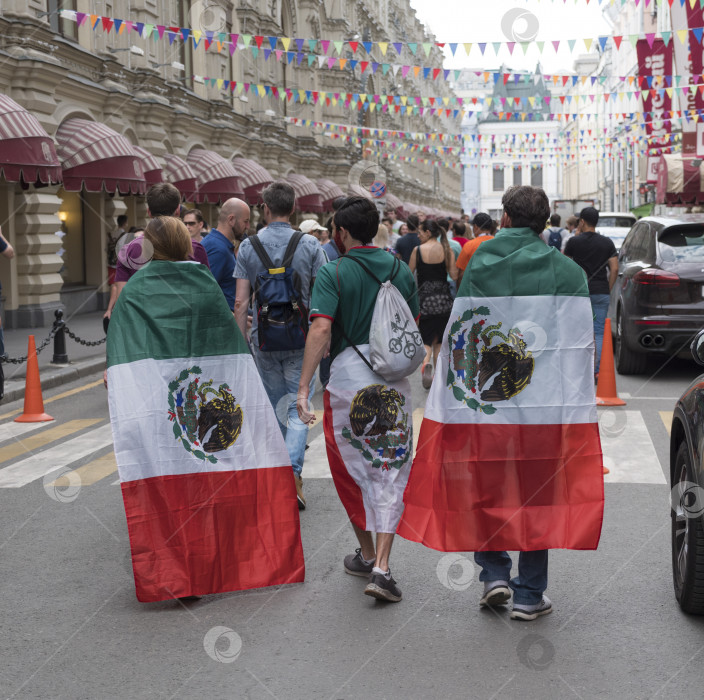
[{"xmin": 0, "ymin": 355, "xmax": 703, "ymax": 700}]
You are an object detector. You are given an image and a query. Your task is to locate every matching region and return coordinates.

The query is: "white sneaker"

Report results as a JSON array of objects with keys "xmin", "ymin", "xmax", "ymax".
[
  {"xmin": 510, "ymin": 595, "xmax": 552, "ymax": 621},
  {"xmin": 479, "ymin": 580, "xmax": 511, "ymax": 607}
]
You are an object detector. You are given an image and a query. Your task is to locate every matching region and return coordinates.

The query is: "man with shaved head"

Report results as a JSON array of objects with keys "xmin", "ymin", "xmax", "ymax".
[{"xmin": 202, "ymin": 197, "xmax": 251, "ymax": 311}]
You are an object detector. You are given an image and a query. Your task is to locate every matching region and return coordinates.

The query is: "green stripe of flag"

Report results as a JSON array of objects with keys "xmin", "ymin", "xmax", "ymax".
[
  {"xmin": 107, "ymin": 261, "xmax": 247, "ymax": 367},
  {"xmin": 460, "ymin": 228, "xmax": 589, "ymax": 299}
]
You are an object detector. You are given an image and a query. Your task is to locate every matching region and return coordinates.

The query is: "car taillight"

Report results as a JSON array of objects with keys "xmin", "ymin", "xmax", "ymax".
[{"xmin": 633, "ymin": 269, "xmax": 680, "ymax": 287}]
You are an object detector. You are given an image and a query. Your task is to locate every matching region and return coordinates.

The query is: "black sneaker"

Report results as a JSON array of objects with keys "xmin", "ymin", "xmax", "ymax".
[
  {"xmin": 364, "ymin": 571, "xmax": 402, "ymax": 602},
  {"xmin": 344, "ymin": 548, "xmax": 375, "ymax": 577}
]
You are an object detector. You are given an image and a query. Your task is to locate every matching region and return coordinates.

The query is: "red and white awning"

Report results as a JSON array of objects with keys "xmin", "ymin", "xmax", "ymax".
[
  {"xmin": 403, "ymin": 201, "xmax": 419, "ymax": 214},
  {"xmin": 656, "ymin": 154, "xmax": 704, "ymax": 205},
  {"xmin": 232, "ymin": 157, "xmax": 273, "ymax": 205},
  {"xmin": 287, "ymin": 174, "xmax": 324, "ymax": 212},
  {"xmin": 315, "ymin": 178, "xmax": 345, "ymax": 210},
  {"xmin": 132, "ymin": 146, "xmax": 163, "ymax": 186},
  {"xmin": 0, "ymin": 94, "xmax": 62, "ymax": 185},
  {"xmin": 163, "ymin": 153, "xmax": 198, "ymax": 201},
  {"xmin": 55, "ymin": 118, "xmax": 145, "ymax": 194},
  {"xmin": 348, "ymin": 183, "xmax": 373, "ymax": 200},
  {"xmin": 187, "ymin": 149, "xmax": 244, "ymax": 204},
  {"xmin": 385, "ymin": 193, "xmax": 403, "ymax": 212}
]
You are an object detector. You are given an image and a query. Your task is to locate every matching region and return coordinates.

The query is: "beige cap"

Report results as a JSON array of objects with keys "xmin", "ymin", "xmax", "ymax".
[{"xmin": 299, "ymin": 219, "xmax": 326, "ymax": 234}]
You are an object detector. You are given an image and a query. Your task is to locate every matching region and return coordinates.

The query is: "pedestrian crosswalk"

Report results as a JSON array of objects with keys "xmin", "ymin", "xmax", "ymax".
[
  {"xmin": 0, "ymin": 406, "xmax": 672, "ymax": 490},
  {"xmin": 304, "ymin": 407, "xmax": 669, "ymax": 484},
  {"xmin": 0, "ymin": 423, "xmax": 114, "ymax": 488}
]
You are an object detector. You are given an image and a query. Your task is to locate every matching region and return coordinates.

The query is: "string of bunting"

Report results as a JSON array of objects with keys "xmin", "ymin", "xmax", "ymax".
[
  {"xmin": 197, "ymin": 75, "xmax": 704, "ymax": 123},
  {"xmin": 60, "ymin": 9, "xmax": 704, "ymax": 59},
  {"xmin": 284, "ymin": 117, "xmax": 682, "ymax": 148},
  {"xmin": 194, "ymin": 70, "xmax": 704, "ymax": 113}
]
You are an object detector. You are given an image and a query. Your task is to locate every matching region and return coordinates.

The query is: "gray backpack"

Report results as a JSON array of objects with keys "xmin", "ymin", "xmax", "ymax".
[{"xmin": 341, "ymin": 255, "xmax": 423, "ymax": 381}]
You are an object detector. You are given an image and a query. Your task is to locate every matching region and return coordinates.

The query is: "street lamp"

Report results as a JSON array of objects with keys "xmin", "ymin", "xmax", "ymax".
[
  {"xmin": 108, "ymin": 45, "xmax": 145, "ymax": 57},
  {"xmin": 150, "ymin": 61, "xmax": 185, "ymax": 71}
]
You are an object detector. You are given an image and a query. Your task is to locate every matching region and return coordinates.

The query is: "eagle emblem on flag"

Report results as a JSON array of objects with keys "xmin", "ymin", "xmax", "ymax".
[
  {"xmin": 447, "ymin": 307, "xmax": 535, "ymax": 412},
  {"xmin": 167, "ymin": 366, "xmax": 243, "ymax": 463},
  {"xmin": 341, "ymin": 384, "xmax": 412, "ymax": 471}
]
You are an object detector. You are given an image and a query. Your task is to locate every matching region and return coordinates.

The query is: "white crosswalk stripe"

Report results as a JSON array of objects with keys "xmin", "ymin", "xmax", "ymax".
[
  {"xmin": 601, "ymin": 410, "xmax": 666, "ymax": 484},
  {"xmin": 0, "ymin": 420, "xmax": 52, "ymax": 444},
  {"xmin": 0, "ymin": 424, "xmax": 114, "ymax": 488}
]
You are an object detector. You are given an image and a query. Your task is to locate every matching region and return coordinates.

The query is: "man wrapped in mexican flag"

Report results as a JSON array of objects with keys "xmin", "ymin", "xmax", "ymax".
[
  {"xmin": 397, "ymin": 186, "xmax": 605, "ymax": 621},
  {"xmin": 107, "ymin": 216, "xmax": 304, "ymax": 603}
]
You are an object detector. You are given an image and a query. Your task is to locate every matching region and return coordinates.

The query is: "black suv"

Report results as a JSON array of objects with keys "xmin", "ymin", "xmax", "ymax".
[{"xmin": 608, "ymin": 215, "xmax": 704, "ymax": 374}]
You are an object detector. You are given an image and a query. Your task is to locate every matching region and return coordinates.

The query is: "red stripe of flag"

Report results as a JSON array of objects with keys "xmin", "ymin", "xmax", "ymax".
[
  {"xmin": 398, "ymin": 420, "xmax": 604, "ymax": 552},
  {"xmin": 122, "ymin": 467, "xmax": 304, "ymax": 602}
]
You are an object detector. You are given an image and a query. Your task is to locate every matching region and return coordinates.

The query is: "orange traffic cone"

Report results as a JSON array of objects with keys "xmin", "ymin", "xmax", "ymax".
[
  {"xmin": 596, "ymin": 317, "xmax": 626, "ymax": 408},
  {"xmin": 14, "ymin": 335, "xmax": 53, "ymax": 423}
]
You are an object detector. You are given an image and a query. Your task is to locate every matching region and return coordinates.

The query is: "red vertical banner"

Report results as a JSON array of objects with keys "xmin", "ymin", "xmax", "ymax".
[
  {"xmin": 686, "ymin": 3, "xmax": 704, "ymax": 156},
  {"xmin": 671, "ymin": 2, "xmax": 702, "ymax": 154},
  {"xmin": 637, "ymin": 38, "xmax": 673, "ymax": 182}
]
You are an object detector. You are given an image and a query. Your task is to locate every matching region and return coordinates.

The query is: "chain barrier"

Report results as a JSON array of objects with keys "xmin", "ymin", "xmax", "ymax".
[
  {"xmin": 0, "ymin": 309, "xmax": 106, "ymax": 365},
  {"xmin": 1, "ymin": 327, "xmax": 58, "ymax": 365},
  {"xmin": 63, "ymin": 325, "xmax": 107, "ymax": 348}
]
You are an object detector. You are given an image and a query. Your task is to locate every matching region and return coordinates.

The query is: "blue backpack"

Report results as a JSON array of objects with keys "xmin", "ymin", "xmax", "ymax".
[
  {"xmin": 249, "ymin": 231, "xmax": 308, "ymax": 352},
  {"xmin": 547, "ymin": 227, "xmax": 564, "ymax": 250}
]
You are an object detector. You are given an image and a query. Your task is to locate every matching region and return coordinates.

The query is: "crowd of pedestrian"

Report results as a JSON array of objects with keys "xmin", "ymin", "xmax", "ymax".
[{"xmin": 106, "ymin": 181, "xmax": 609, "ymax": 615}]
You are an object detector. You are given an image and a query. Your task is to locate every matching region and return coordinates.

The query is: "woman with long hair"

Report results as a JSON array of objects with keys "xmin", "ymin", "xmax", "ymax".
[
  {"xmin": 409, "ymin": 218, "xmax": 457, "ymax": 389},
  {"xmin": 106, "ymin": 216, "xmax": 304, "ymax": 602}
]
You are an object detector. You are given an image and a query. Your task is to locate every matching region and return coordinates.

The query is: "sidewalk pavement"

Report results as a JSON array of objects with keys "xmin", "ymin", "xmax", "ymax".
[{"xmin": 2, "ymin": 310, "xmax": 107, "ymax": 405}]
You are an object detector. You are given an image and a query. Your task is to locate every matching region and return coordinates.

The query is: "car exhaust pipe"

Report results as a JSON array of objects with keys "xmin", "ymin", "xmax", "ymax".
[
  {"xmin": 652, "ymin": 335, "xmax": 665, "ymax": 347},
  {"xmin": 641, "ymin": 334, "xmax": 653, "ymax": 347}
]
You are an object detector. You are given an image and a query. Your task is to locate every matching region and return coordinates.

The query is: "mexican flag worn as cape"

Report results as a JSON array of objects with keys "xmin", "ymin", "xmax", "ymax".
[
  {"xmin": 397, "ymin": 228, "xmax": 604, "ymax": 552},
  {"xmin": 107, "ymin": 261, "xmax": 304, "ymax": 602}
]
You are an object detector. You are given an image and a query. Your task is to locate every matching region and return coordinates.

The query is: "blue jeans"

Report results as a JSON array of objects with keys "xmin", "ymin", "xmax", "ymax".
[
  {"xmin": 474, "ymin": 550, "xmax": 548, "ymax": 605},
  {"xmin": 252, "ymin": 347, "xmax": 315, "ymax": 477},
  {"xmin": 591, "ymin": 294, "xmax": 610, "ymax": 375}
]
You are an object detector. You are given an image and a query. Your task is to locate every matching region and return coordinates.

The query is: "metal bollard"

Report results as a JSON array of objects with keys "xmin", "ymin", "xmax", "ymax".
[{"xmin": 52, "ymin": 309, "xmax": 68, "ymax": 364}]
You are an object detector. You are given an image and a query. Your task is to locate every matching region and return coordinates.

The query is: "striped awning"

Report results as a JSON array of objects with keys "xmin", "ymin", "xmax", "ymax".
[
  {"xmin": 232, "ymin": 157, "xmax": 273, "ymax": 205},
  {"xmin": 348, "ymin": 183, "xmax": 373, "ymax": 200},
  {"xmin": 163, "ymin": 153, "xmax": 198, "ymax": 201},
  {"xmin": 385, "ymin": 193, "xmax": 403, "ymax": 212},
  {"xmin": 287, "ymin": 174, "xmax": 323, "ymax": 212},
  {"xmin": 133, "ymin": 146, "xmax": 163, "ymax": 186},
  {"xmin": 403, "ymin": 201, "xmax": 420, "ymax": 215},
  {"xmin": 315, "ymin": 178, "xmax": 345, "ymax": 210},
  {"xmin": 187, "ymin": 149, "xmax": 244, "ymax": 204},
  {"xmin": 55, "ymin": 118, "xmax": 145, "ymax": 194},
  {"xmin": 0, "ymin": 94, "xmax": 62, "ymax": 185}
]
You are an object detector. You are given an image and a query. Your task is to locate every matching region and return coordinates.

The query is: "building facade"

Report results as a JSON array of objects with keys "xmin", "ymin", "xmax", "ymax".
[
  {"xmin": 474, "ymin": 67, "xmax": 562, "ymax": 220},
  {"xmin": 0, "ymin": 0, "xmax": 462, "ymax": 328}
]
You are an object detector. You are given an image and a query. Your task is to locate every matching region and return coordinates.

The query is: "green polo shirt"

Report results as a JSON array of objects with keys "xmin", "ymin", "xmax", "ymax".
[{"xmin": 309, "ymin": 246, "xmax": 419, "ymax": 360}]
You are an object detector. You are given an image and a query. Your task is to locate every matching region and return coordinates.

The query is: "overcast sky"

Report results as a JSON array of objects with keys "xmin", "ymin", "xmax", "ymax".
[{"xmin": 408, "ymin": 0, "xmax": 612, "ymax": 73}]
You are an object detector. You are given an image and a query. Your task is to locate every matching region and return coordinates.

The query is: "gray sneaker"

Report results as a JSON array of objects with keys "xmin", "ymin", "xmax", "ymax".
[
  {"xmin": 510, "ymin": 595, "xmax": 553, "ymax": 621},
  {"xmin": 364, "ymin": 571, "xmax": 402, "ymax": 602},
  {"xmin": 479, "ymin": 580, "xmax": 512, "ymax": 608},
  {"xmin": 344, "ymin": 549, "xmax": 375, "ymax": 577}
]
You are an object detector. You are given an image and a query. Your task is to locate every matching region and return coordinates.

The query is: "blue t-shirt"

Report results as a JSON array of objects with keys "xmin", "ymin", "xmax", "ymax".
[
  {"xmin": 234, "ymin": 222, "xmax": 327, "ymax": 343},
  {"xmin": 201, "ymin": 229, "xmax": 236, "ymax": 310},
  {"xmin": 322, "ymin": 239, "xmax": 340, "ymax": 261}
]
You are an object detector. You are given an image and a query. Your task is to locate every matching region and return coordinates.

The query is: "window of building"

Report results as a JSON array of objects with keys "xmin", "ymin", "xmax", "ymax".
[
  {"xmin": 178, "ymin": 0, "xmax": 194, "ymax": 89},
  {"xmin": 48, "ymin": 0, "xmax": 78, "ymax": 41},
  {"xmin": 492, "ymin": 167, "xmax": 504, "ymax": 192},
  {"xmin": 513, "ymin": 164, "xmax": 522, "ymax": 186},
  {"xmin": 531, "ymin": 164, "xmax": 543, "ymax": 187}
]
